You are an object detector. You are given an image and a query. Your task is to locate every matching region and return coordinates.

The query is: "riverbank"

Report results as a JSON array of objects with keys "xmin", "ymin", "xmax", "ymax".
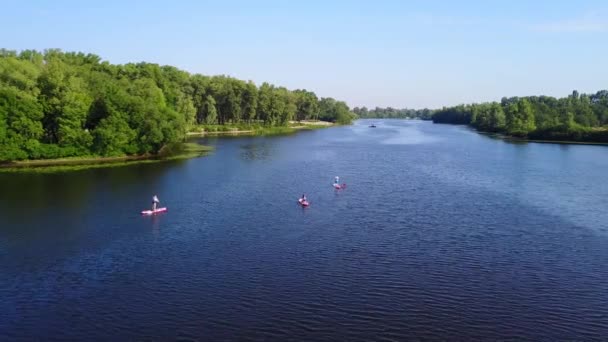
[
  {"xmin": 187, "ymin": 121, "xmax": 334, "ymax": 137},
  {"xmin": 0, "ymin": 143, "xmax": 212, "ymax": 173},
  {"xmin": 475, "ymin": 128, "xmax": 608, "ymax": 146},
  {"xmin": 1, "ymin": 121, "xmax": 337, "ymax": 173}
]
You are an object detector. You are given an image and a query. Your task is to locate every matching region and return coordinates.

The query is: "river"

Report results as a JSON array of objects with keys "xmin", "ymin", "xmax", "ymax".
[{"xmin": 1, "ymin": 119, "xmax": 607, "ymax": 340}]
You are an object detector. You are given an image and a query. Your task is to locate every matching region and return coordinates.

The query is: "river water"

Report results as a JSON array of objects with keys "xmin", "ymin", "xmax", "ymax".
[{"xmin": 1, "ymin": 119, "xmax": 607, "ymax": 340}]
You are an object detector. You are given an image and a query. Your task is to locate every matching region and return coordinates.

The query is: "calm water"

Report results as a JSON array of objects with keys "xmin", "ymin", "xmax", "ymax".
[{"xmin": 1, "ymin": 120, "xmax": 607, "ymax": 340}]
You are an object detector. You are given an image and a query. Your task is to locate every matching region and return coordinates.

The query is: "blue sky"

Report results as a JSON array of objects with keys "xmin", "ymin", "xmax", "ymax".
[{"xmin": 1, "ymin": 0, "xmax": 607, "ymax": 108}]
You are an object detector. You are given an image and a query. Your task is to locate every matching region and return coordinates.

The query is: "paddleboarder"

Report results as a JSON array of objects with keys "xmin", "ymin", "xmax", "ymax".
[{"xmin": 152, "ymin": 195, "xmax": 160, "ymax": 211}]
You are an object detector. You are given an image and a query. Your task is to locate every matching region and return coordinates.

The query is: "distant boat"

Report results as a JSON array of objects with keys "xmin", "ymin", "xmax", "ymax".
[{"xmin": 369, "ymin": 123, "xmax": 377, "ymax": 128}]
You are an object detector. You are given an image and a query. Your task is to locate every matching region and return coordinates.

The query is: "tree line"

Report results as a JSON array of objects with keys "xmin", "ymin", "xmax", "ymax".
[
  {"xmin": 352, "ymin": 106, "xmax": 434, "ymax": 120},
  {"xmin": 432, "ymin": 90, "xmax": 608, "ymax": 142},
  {"xmin": 0, "ymin": 49, "xmax": 355, "ymax": 161}
]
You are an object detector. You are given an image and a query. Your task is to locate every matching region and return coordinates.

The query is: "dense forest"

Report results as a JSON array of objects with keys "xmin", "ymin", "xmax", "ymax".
[
  {"xmin": 0, "ymin": 49, "xmax": 355, "ymax": 162},
  {"xmin": 432, "ymin": 90, "xmax": 608, "ymax": 142},
  {"xmin": 352, "ymin": 106, "xmax": 434, "ymax": 120}
]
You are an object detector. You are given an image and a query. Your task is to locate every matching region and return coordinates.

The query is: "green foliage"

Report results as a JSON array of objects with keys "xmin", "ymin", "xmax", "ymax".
[
  {"xmin": 0, "ymin": 87, "xmax": 44, "ymax": 160},
  {"xmin": 319, "ymin": 97, "xmax": 356, "ymax": 124},
  {"xmin": 93, "ymin": 110, "xmax": 137, "ymax": 156},
  {"xmin": 294, "ymin": 89, "xmax": 320, "ymax": 121},
  {"xmin": 503, "ymin": 99, "xmax": 535, "ymax": 136},
  {"xmin": 0, "ymin": 49, "xmax": 354, "ymax": 162},
  {"xmin": 431, "ymin": 90, "xmax": 608, "ymax": 142}
]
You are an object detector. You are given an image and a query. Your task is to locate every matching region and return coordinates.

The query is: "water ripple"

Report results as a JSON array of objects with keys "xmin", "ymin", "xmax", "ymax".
[{"xmin": 1, "ymin": 120, "xmax": 608, "ymax": 340}]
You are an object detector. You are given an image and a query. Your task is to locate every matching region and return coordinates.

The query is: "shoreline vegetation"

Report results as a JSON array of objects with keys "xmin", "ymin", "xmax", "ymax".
[
  {"xmin": 0, "ymin": 143, "xmax": 212, "ymax": 173},
  {"xmin": 430, "ymin": 90, "xmax": 608, "ymax": 144},
  {"xmin": 0, "ymin": 121, "xmax": 334, "ymax": 172},
  {"xmin": 3, "ymin": 49, "xmax": 605, "ymax": 174},
  {"xmin": 0, "ymin": 120, "xmax": 334, "ymax": 172},
  {"xmin": 0, "ymin": 49, "xmax": 355, "ymax": 172}
]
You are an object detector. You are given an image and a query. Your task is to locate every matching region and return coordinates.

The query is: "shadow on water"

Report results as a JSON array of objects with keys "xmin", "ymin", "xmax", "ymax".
[{"xmin": 0, "ymin": 160, "xmax": 185, "ymax": 233}]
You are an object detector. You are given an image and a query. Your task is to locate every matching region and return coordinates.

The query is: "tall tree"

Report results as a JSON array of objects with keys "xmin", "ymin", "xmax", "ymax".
[{"xmin": 0, "ymin": 49, "xmax": 355, "ymax": 162}]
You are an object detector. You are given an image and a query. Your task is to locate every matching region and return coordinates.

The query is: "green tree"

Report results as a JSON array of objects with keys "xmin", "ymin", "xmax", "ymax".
[
  {"xmin": 0, "ymin": 49, "xmax": 355, "ymax": 162},
  {"xmin": 505, "ymin": 99, "xmax": 535, "ymax": 136},
  {"xmin": 294, "ymin": 89, "xmax": 319, "ymax": 121},
  {"xmin": 0, "ymin": 87, "xmax": 44, "ymax": 160},
  {"xmin": 242, "ymin": 81, "xmax": 258, "ymax": 123},
  {"xmin": 488, "ymin": 103, "xmax": 506, "ymax": 131},
  {"xmin": 257, "ymin": 82, "xmax": 274, "ymax": 124},
  {"xmin": 202, "ymin": 95, "xmax": 218, "ymax": 124}
]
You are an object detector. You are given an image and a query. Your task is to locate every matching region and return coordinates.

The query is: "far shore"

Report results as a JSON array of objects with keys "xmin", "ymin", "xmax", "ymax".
[{"xmin": 187, "ymin": 120, "xmax": 335, "ymax": 136}]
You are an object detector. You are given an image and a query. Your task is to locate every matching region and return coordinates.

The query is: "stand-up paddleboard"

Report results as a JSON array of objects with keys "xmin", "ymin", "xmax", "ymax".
[
  {"xmin": 333, "ymin": 183, "xmax": 347, "ymax": 190},
  {"xmin": 141, "ymin": 207, "xmax": 168, "ymax": 215},
  {"xmin": 298, "ymin": 199, "xmax": 310, "ymax": 207}
]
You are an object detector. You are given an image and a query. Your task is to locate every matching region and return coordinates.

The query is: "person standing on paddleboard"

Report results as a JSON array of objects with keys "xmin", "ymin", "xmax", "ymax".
[
  {"xmin": 152, "ymin": 195, "xmax": 160, "ymax": 211},
  {"xmin": 334, "ymin": 176, "xmax": 339, "ymax": 185}
]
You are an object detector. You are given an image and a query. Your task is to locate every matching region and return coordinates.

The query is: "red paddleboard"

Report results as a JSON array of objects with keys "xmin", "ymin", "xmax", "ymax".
[
  {"xmin": 141, "ymin": 207, "xmax": 168, "ymax": 215},
  {"xmin": 333, "ymin": 183, "xmax": 347, "ymax": 189},
  {"xmin": 298, "ymin": 199, "xmax": 309, "ymax": 207}
]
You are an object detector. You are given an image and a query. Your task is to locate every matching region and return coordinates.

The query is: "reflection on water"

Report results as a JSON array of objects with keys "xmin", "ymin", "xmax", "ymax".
[
  {"xmin": 240, "ymin": 142, "xmax": 273, "ymax": 161},
  {"xmin": 0, "ymin": 161, "xmax": 180, "ymax": 233},
  {"xmin": 381, "ymin": 124, "xmax": 441, "ymax": 145},
  {"xmin": 149, "ymin": 214, "xmax": 162, "ymax": 238},
  {"xmin": 347, "ymin": 119, "xmax": 442, "ymax": 145}
]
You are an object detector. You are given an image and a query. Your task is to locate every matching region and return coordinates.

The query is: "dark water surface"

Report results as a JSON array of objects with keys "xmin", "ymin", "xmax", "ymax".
[{"xmin": 1, "ymin": 120, "xmax": 607, "ymax": 340}]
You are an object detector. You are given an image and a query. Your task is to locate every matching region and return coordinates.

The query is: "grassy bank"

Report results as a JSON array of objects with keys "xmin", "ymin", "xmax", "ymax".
[
  {"xmin": 187, "ymin": 121, "xmax": 334, "ymax": 137},
  {"xmin": 1, "ymin": 121, "xmax": 335, "ymax": 173},
  {"xmin": 0, "ymin": 143, "xmax": 212, "ymax": 173}
]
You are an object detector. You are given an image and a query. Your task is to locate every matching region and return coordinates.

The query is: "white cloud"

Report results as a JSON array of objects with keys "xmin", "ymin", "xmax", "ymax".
[{"xmin": 533, "ymin": 12, "xmax": 608, "ymax": 32}]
